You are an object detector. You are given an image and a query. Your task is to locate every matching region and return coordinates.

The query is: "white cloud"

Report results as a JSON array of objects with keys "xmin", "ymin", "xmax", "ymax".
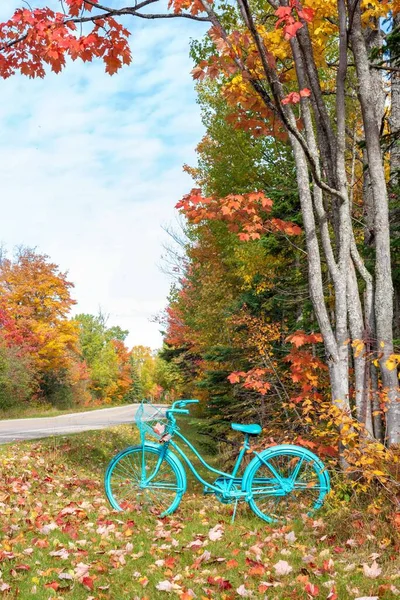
[{"xmin": 0, "ymin": 2, "xmax": 207, "ymax": 348}]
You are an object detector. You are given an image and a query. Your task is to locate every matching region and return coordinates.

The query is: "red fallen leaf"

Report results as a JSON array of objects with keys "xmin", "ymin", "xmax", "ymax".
[
  {"xmin": 207, "ymin": 576, "xmax": 233, "ymax": 590},
  {"xmin": 305, "ymin": 582, "xmax": 319, "ymax": 597},
  {"xmin": 333, "ymin": 547, "xmax": 345, "ymax": 554},
  {"xmin": 82, "ymin": 576, "xmax": 94, "ymax": 590},
  {"xmin": 164, "ymin": 556, "xmax": 176, "ymax": 568},
  {"xmin": 15, "ymin": 564, "xmax": 30, "ymax": 570},
  {"xmin": 61, "ymin": 524, "xmax": 78, "ymax": 539},
  {"xmin": 322, "ymin": 559, "xmax": 335, "ymax": 573},
  {"xmin": 45, "ymin": 582, "xmax": 60, "ymax": 591},
  {"xmin": 327, "ymin": 587, "xmax": 338, "ymax": 600},
  {"xmin": 245, "ymin": 558, "xmax": 261, "ymax": 567}
]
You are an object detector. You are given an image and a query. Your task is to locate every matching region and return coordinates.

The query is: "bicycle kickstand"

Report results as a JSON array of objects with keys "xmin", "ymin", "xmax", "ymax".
[{"xmin": 231, "ymin": 497, "xmax": 239, "ymax": 524}]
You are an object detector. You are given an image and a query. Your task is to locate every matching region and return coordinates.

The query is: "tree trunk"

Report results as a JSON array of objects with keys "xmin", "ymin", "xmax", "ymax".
[
  {"xmin": 390, "ymin": 13, "xmax": 400, "ymax": 340},
  {"xmin": 347, "ymin": 261, "xmax": 373, "ymax": 435},
  {"xmin": 349, "ymin": 0, "xmax": 400, "ymax": 446}
]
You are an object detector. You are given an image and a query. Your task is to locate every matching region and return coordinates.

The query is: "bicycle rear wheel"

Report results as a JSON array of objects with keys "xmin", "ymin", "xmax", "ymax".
[
  {"xmin": 104, "ymin": 444, "xmax": 185, "ymax": 517},
  {"xmin": 245, "ymin": 445, "xmax": 330, "ymax": 523}
]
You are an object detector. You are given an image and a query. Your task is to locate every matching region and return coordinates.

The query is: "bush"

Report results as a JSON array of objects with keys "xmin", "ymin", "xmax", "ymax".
[{"xmin": 0, "ymin": 343, "xmax": 35, "ymax": 410}]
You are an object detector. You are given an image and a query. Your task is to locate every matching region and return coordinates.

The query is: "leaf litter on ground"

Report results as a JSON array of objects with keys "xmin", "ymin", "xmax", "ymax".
[{"xmin": 0, "ymin": 425, "xmax": 399, "ymax": 599}]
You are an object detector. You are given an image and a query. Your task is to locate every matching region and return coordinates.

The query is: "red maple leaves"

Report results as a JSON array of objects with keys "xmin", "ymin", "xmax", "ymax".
[
  {"xmin": 176, "ymin": 189, "xmax": 301, "ymax": 241},
  {"xmin": 0, "ymin": 3, "xmax": 131, "ymax": 79},
  {"xmin": 275, "ymin": 1, "xmax": 314, "ymax": 40},
  {"xmin": 282, "ymin": 88, "xmax": 311, "ymax": 105}
]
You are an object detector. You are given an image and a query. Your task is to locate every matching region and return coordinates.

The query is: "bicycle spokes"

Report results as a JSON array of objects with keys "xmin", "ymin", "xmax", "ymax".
[
  {"xmin": 105, "ymin": 446, "xmax": 185, "ymax": 516},
  {"xmin": 247, "ymin": 448, "xmax": 330, "ymax": 523}
]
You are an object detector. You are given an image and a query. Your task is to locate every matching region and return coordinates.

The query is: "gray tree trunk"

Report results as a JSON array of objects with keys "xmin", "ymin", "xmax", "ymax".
[{"xmin": 349, "ymin": 1, "xmax": 400, "ymax": 446}]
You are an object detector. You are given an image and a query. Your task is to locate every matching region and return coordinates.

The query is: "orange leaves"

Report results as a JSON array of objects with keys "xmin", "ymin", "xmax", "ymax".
[
  {"xmin": 0, "ymin": 249, "xmax": 78, "ymax": 374},
  {"xmin": 176, "ymin": 188, "xmax": 302, "ymax": 242},
  {"xmin": 284, "ymin": 330, "xmax": 327, "ymax": 413},
  {"xmin": 168, "ymin": 0, "xmax": 209, "ymax": 16},
  {"xmin": 0, "ymin": 4, "xmax": 131, "ymax": 79},
  {"xmin": 286, "ymin": 330, "xmax": 323, "ymax": 348},
  {"xmin": 228, "ymin": 368, "xmax": 271, "ymax": 395}
]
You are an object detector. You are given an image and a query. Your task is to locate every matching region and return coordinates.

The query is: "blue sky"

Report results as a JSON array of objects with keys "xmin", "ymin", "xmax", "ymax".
[{"xmin": 0, "ymin": 1, "xmax": 208, "ymax": 349}]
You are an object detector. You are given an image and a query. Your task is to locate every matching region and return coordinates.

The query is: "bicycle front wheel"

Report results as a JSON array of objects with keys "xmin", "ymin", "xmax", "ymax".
[
  {"xmin": 104, "ymin": 444, "xmax": 185, "ymax": 517},
  {"xmin": 245, "ymin": 445, "xmax": 330, "ymax": 523}
]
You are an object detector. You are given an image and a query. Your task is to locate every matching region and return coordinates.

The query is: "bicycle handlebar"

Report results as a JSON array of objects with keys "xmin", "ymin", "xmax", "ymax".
[
  {"xmin": 168, "ymin": 408, "xmax": 189, "ymax": 415},
  {"xmin": 172, "ymin": 399, "xmax": 199, "ymax": 410}
]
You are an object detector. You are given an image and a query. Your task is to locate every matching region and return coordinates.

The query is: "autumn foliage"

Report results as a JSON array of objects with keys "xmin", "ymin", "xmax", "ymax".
[
  {"xmin": 176, "ymin": 189, "xmax": 301, "ymax": 241},
  {"xmin": 0, "ymin": 0, "xmax": 131, "ymax": 78},
  {"xmin": 0, "ymin": 0, "xmax": 399, "ymax": 501},
  {"xmin": 0, "ymin": 249, "xmax": 135, "ymax": 410}
]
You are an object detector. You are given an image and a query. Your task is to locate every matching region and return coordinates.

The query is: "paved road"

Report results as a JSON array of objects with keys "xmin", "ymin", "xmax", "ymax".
[{"xmin": 0, "ymin": 403, "xmax": 150, "ymax": 444}]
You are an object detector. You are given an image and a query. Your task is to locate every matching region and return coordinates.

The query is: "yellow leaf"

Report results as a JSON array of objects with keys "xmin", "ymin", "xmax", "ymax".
[{"xmin": 380, "ymin": 341, "xmax": 385, "ymax": 348}]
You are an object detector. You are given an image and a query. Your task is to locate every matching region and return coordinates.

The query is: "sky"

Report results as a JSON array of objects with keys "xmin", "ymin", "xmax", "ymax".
[{"xmin": 0, "ymin": 1, "xmax": 208, "ymax": 349}]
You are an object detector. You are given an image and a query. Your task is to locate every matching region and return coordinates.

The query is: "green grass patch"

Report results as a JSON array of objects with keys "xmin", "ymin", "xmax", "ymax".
[
  {"xmin": 0, "ymin": 421, "xmax": 399, "ymax": 599},
  {"xmin": 0, "ymin": 402, "xmax": 131, "ymax": 421}
]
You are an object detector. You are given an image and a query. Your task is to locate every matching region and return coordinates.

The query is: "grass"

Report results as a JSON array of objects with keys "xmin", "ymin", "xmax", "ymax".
[
  {"xmin": 0, "ymin": 420, "xmax": 399, "ymax": 599},
  {"xmin": 0, "ymin": 402, "xmax": 131, "ymax": 421}
]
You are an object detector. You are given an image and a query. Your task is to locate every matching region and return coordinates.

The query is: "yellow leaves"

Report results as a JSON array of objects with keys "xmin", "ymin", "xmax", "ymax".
[
  {"xmin": 262, "ymin": 28, "xmax": 291, "ymax": 62},
  {"xmin": 352, "ymin": 339, "xmax": 365, "ymax": 358},
  {"xmin": 361, "ymin": 0, "xmax": 391, "ymax": 23},
  {"xmin": 124, "ymin": 528, "xmax": 134, "ymax": 537},
  {"xmin": 385, "ymin": 354, "xmax": 400, "ymax": 371}
]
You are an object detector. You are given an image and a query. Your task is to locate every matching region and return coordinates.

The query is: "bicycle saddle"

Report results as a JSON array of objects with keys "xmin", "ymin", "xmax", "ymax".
[{"xmin": 231, "ymin": 423, "xmax": 262, "ymax": 435}]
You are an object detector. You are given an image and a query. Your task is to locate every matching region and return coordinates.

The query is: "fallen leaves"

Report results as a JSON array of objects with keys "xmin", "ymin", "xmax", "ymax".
[
  {"xmin": 208, "ymin": 523, "xmax": 224, "ymax": 541},
  {"xmin": 0, "ymin": 427, "xmax": 398, "ymax": 599},
  {"xmin": 363, "ymin": 560, "xmax": 382, "ymax": 579},
  {"xmin": 273, "ymin": 559, "xmax": 293, "ymax": 575}
]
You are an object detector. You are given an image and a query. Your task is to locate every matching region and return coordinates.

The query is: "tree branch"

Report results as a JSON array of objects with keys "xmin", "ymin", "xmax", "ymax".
[{"xmin": 236, "ymin": 0, "xmax": 346, "ymax": 203}]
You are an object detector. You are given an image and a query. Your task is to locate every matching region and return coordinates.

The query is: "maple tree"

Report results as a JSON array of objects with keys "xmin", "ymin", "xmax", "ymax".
[{"xmin": 0, "ymin": 248, "xmax": 79, "ymax": 395}]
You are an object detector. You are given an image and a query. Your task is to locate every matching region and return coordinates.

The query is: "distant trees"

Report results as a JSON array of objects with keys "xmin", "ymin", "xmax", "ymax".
[{"xmin": 0, "ymin": 249, "xmax": 137, "ymax": 410}]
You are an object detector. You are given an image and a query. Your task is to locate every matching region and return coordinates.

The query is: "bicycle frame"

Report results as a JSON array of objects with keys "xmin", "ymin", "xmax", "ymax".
[{"xmin": 141, "ymin": 424, "xmax": 252, "ymax": 499}]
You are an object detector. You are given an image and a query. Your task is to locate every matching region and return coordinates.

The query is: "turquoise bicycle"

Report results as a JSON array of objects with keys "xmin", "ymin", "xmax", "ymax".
[{"xmin": 104, "ymin": 399, "xmax": 330, "ymax": 523}]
